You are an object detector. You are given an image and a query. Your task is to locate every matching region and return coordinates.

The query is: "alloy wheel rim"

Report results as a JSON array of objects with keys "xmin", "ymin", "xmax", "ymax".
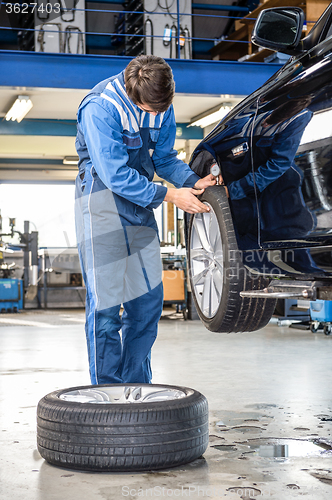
[
  {"xmin": 59, "ymin": 386, "xmax": 190, "ymax": 404},
  {"xmin": 190, "ymin": 203, "xmax": 224, "ymax": 318}
]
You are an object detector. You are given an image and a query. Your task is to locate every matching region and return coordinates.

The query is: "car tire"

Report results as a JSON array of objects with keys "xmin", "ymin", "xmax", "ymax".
[
  {"xmin": 187, "ymin": 185, "xmax": 276, "ymax": 333},
  {"xmin": 37, "ymin": 383, "xmax": 209, "ymax": 472}
]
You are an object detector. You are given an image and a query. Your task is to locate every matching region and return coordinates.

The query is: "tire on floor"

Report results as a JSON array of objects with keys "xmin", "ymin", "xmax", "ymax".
[{"xmin": 37, "ymin": 383, "xmax": 209, "ymax": 472}]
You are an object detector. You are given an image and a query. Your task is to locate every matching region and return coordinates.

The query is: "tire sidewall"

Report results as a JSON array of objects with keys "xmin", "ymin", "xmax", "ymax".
[{"xmin": 38, "ymin": 383, "xmax": 205, "ymax": 414}]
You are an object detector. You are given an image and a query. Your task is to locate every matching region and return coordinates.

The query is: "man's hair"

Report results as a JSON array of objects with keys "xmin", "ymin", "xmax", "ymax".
[{"xmin": 124, "ymin": 55, "xmax": 175, "ymax": 113}]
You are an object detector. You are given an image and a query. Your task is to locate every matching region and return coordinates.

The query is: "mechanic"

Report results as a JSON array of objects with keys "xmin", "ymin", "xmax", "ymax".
[{"xmin": 75, "ymin": 55, "xmax": 217, "ymax": 385}]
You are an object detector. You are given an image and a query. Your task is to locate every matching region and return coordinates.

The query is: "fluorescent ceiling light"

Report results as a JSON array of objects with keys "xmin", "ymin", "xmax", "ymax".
[
  {"xmin": 189, "ymin": 104, "xmax": 233, "ymax": 128},
  {"xmin": 5, "ymin": 96, "xmax": 33, "ymax": 123},
  {"xmin": 63, "ymin": 156, "xmax": 79, "ymax": 165}
]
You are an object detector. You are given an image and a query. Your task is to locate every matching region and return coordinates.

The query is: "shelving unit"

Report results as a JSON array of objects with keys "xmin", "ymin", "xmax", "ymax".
[{"xmin": 124, "ymin": 0, "xmax": 145, "ymax": 57}]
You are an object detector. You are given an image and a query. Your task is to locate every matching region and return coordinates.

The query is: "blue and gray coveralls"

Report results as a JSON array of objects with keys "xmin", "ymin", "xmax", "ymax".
[{"xmin": 75, "ymin": 70, "xmax": 200, "ymax": 385}]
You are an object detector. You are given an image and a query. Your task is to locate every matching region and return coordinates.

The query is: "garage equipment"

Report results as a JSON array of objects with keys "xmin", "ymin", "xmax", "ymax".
[
  {"xmin": 37, "ymin": 23, "xmax": 63, "ymax": 52},
  {"xmin": 0, "ymin": 216, "xmax": 39, "ymax": 310},
  {"xmin": 0, "ymin": 278, "xmax": 23, "ymax": 312},
  {"xmin": 118, "ymin": 0, "xmax": 192, "ymax": 58},
  {"xmin": 162, "ymin": 255, "xmax": 187, "ymax": 319},
  {"xmin": 309, "ymin": 300, "xmax": 332, "ymax": 335},
  {"xmin": 38, "ymin": 247, "xmax": 85, "ymax": 309},
  {"xmin": 17, "ymin": 0, "xmax": 85, "ymax": 52},
  {"xmin": 240, "ymin": 280, "xmax": 332, "ymax": 301},
  {"xmin": 274, "ymin": 299, "xmax": 310, "ymax": 325}
]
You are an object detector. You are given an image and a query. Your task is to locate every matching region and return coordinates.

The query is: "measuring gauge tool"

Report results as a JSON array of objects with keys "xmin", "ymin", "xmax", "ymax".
[{"xmin": 210, "ymin": 163, "xmax": 221, "ymax": 184}]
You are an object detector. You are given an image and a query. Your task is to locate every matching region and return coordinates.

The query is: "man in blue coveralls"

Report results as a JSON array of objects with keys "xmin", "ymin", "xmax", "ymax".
[{"xmin": 75, "ymin": 55, "xmax": 217, "ymax": 385}]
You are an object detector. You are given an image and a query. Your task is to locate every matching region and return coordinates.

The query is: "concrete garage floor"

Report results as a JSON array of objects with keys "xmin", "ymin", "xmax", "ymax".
[{"xmin": 1, "ymin": 309, "xmax": 332, "ymax": 500}]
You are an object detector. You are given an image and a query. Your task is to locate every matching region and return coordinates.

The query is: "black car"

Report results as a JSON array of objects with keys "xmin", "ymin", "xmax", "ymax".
[{"xmin": 187, "ymin": 4, "xmax": 332, "ymax": 332}]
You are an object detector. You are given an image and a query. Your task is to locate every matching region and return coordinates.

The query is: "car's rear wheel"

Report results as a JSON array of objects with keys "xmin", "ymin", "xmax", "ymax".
[{"xmin": 187, "ymin": 186, "xmax": 276, "ymax": 332}]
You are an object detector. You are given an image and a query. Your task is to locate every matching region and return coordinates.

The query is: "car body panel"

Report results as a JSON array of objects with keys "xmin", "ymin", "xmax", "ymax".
[{"xmin": 189, "ymin": 8, "xmax": 332, "ymax": 279}]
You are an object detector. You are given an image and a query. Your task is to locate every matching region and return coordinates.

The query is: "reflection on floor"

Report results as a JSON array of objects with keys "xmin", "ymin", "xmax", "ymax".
[{"xmin": 1, "ymin": 309, "xmax": 332, "ymax": 499}]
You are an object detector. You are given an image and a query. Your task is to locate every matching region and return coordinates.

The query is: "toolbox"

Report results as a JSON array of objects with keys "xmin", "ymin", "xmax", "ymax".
[
  {"xmin": 309, "ymin": 300, "xmax": 332, "ymax": 335},
  {"xmin": 0, "ymin": 279, "xmax": 23, "ymax": 312},
  {"xmin": 310, "ymin": 300, "xmax": 332, "ymax": 321}
]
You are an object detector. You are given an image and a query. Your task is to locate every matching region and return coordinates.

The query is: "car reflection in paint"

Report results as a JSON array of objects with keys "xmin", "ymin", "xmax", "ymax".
[{"xmin": 186, "ymin": 4, "xmax": 332, "ymax": 332}]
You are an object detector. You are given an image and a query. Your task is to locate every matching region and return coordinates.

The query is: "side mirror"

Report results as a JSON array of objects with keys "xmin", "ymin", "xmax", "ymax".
[{"xmin": 252, "ymin": 7, "xmax": 305, "ymax": 55}]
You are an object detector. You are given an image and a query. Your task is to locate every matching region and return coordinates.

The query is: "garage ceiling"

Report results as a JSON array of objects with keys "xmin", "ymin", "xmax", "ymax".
[
  {"xmin": 0, "ymin": 86, "xmax": 243, "ymax": 182},
  {"xmin": 0, "ymin": 86, "xmax": 241, "ymax": 122}
]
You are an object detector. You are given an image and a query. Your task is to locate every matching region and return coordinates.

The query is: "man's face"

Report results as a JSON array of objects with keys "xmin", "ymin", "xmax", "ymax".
[{"xmin": 136, "ymin": 103, "xmax": 158, "ymax": 116}]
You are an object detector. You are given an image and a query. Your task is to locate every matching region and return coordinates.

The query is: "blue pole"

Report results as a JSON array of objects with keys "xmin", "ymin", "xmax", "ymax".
[{"xmin": 177, "ymin": 0, "xmax": 181, "ymax": 59}]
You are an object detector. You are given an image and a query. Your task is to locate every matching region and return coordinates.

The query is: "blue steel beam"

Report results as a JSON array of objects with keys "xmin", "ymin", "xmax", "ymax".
[
  {"xmin": 0, "ymin": 50, "xmax": 281, "ymax": 96},
  {"xmin": 0, "ymin": 119, "xmax": 77, "ymax": 136},
  {"xmin": 176, "ymin": 124, "xmax": 203, "ymax": 140},
  {"xmin": 0, "ymin": 158, "xmax": 65, "ymax": 165},
  {"xmin": 0, "ymin": 119, "xmax": 203, "ymax": 140}
]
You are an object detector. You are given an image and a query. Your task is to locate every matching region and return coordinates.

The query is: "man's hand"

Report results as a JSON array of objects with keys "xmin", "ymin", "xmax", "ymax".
[
  {"xmin": 164, "ymin": 187, "xmax": 210, "ymax": 214},
  {"xmin": 194, "ymin": 172, "xmax": 225, "ymax": 190},
  {"xmin": 194, "ymin": 173, "xmax": 217, "ymax": 190}
]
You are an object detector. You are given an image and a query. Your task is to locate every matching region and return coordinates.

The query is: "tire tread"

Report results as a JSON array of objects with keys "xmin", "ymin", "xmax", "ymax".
[
  {"xmin": 36, "ymin": 384, "xmax": 209, "ymax": 472},
  {"xmin": 188, "ymin": 186, "xmax": 276, "ymax": 332}
]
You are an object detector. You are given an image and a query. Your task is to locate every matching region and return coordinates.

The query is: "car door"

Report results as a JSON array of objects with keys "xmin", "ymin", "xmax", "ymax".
[{"xmin": 250, "ymin": 36, "xmax": 332, "ymax": 252}]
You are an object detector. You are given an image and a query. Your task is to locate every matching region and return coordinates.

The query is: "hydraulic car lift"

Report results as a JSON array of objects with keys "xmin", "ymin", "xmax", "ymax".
[{"xmin": 240, "ymin": 279, "xmax": 332, "ymax": 301}]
